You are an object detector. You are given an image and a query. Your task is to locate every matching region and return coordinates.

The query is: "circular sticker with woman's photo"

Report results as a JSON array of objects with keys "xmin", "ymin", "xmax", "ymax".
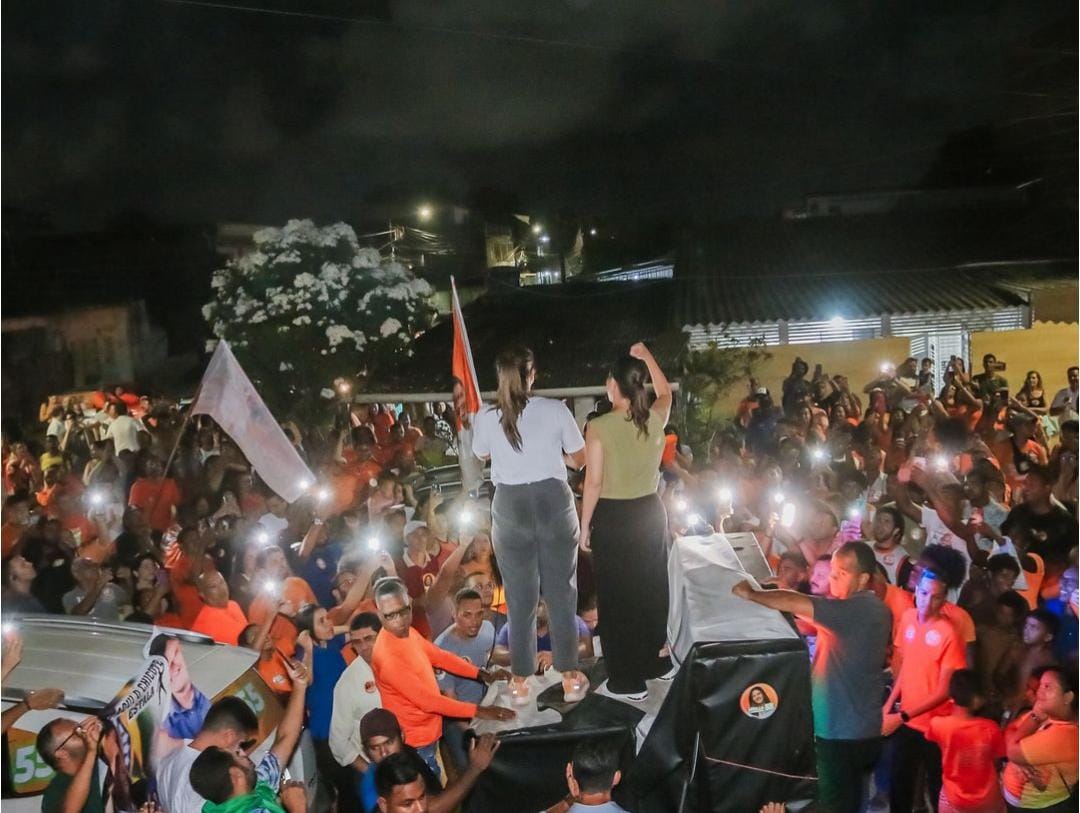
[{"xmin": 739, "ymin": 682, "xmax": 779, "ymax": 720}]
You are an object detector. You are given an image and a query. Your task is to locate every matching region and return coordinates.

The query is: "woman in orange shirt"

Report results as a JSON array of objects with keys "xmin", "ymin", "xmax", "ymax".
[{"xmin": 1002, "ymin": 666, "xmax": 1078, "ymax": 811}]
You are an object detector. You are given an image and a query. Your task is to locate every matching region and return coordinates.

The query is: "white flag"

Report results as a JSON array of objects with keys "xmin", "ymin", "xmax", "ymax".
[{"xmin": 191, "ymin": 341, "xmax": 313, "ymax": 503}]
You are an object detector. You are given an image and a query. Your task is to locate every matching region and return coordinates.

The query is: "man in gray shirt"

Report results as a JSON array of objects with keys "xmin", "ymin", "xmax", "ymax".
[
  {"xmin": 733, "ymin": 541, "xmax": 890, "ymax": 813},
  {"xmin": 434, "ymin": 588, "xmax": 499, "ymax": 771},
  {"xmin": 62, "ymin": 558, "xmax": 125, "ymax": 621}
]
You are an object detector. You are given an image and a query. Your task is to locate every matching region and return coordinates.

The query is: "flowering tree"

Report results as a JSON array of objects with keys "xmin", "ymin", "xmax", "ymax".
[{"xmin": 202, "ymin": 219, "xmax": 436, "ymax": 416}]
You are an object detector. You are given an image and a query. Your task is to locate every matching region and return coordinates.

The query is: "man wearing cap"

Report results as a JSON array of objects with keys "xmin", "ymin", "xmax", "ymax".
[{"xmin": 356, "ymin": 708, "xmax": 501, "ymax": 813}]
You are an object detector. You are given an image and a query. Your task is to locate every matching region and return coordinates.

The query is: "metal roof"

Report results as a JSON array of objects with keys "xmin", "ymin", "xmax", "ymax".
[{"xmin": 675, "ymin": 266, "xmax": 1034, "ymax": 327}]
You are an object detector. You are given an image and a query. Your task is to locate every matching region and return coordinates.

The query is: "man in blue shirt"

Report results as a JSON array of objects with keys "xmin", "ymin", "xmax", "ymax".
[{"xmin": 434, "ymin": 588, "xmax": 497, "ymax": 770}]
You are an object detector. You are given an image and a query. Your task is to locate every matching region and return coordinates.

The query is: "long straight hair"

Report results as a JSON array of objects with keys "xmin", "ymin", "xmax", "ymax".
[
  {"xmin": 495, "ymin": 346, "xmax": 534, "ymax": 451},
  {"xmin": 609, "ymin": 356, "xmax": 651, "ymax": 437}
]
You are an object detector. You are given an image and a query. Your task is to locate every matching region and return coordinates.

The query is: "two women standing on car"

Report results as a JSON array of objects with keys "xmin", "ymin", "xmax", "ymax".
[{"xmin": 471, "ymin": 342, "xmax": 672, "ymax": 705}]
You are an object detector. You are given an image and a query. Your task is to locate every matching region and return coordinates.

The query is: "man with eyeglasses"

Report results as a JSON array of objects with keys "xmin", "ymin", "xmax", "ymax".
[
  {"xmin": 157, "ymin": 655, "xmax": 309, "ymax": 813},
  {"xmin": 35, "ymin": 716, "xmax": 104, "ymax": 813},
  {"xmin": 370, "ymin": 577, "xmax": 515, "ymax": 782}
]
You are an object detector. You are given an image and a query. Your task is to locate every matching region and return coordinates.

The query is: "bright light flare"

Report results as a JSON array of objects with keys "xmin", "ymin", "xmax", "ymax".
[
  {"xmin": 366, "ymin": 537, "xmax": 380, "ymax": 552},
  {"xmin": 716, "ymin": 487, "xmax": 733, "ymax": 503},
  {"xmin": 675, "ymin": 498, "xmax": 689, "ymax": 513},
  {"xmin": 933, "ymin": 455, "xmax": 950, "ymax": 471},
  {"xmin": 316, "ymin": 487, "xmax": 331, "ymax": 504},
  {"xmin": 262, "ymin": 579, "xmax": 280, "ymax": 595},
  {"xmin": 686, "ymin": 513, "xmax": 703, "ymax": 527},
  {"xmin": 772, "ymin": 491, "xmax": 786, "ymax": 506},
  {"xmin": 780, "ymin": 503, "xmax": 797, "ymax": 528},
  {"xmin": 256, "ymin": 531, "xmax": 270, "ymax": 545},
  {"xmin": 417, "ymin": 204, "xmax": 433, "ymax": 221}
]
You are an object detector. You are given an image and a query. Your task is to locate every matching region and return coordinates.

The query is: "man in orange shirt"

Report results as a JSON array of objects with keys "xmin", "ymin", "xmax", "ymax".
[
  {"xmin": 370, "ymin": 577, "xmax": 514, "ymax": 781},
  {"xmin": 246, "ymin": 546, "xmax": 316, "ymax": 650},
  {"xmin": 992, "ymin": 413, "xmax": 1049, "ymax": 497},
  {"xmin": 190, "ymin": 571, "xmax": 249, "ymax": 645},
  {"xmin": 883, "ymin": 570, "xmax": 967, "ymax": 813},
  {"xmin": 128, "ymin": 456, "xmax": 182, "ymax": 533}
]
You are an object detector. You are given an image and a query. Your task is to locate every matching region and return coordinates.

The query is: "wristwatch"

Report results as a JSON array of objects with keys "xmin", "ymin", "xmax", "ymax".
[{"xmin": 899, "ymin": 711, "xmax": 911, "ymax": 723}]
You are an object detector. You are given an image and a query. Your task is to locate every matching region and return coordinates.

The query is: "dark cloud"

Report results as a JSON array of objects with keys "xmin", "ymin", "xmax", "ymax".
[{"xmin": 2, "ymin": 0, "xmax": 1071, "ymax": 228}]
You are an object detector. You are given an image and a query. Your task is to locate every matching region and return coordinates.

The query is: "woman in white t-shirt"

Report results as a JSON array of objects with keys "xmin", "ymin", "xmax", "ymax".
[{"xmin": 471, "ymin": 346, "xmax": 589, "ymax": 706}]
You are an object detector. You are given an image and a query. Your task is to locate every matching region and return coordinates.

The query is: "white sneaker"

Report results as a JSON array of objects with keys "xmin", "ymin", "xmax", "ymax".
[
  {"xmin": 657, "ymin": 663, "xmax": 679, "ymax": 682},
  {"xmin": 608, "ymin": 687, "xmax": 649, "ymax": 702}
]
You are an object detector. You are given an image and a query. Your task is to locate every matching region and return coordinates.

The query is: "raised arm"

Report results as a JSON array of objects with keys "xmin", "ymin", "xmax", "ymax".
[
  {"xmin": 270, "ymin": 658, "xmax": 312, "ymax": 767},
  {"xmin": 630, "ymin": 342, "xmax": 672, "ymax": 417}
]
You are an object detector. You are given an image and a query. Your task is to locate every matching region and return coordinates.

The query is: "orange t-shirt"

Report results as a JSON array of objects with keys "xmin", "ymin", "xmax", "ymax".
[
  {"xmin": 883, "ymin": 585, "xmax": 914, "ymax": 674},
  {"xmin": 894, "ymin": 608, "xmax": 967, "ymax": 732},
  {"xmin": 190, "ymin": 601, "xmax": 249, "ymax": 645},
  {"xmin": 926, "ymin": 713, "xmax": 1005, "ymax": 809},
  {"xmin": 992, "ymin": 438, "xmax": 1049, "ymax": 493},
  {"xmin": 661, "ymin": 435, "xmax": 678, "ymax": 468},
  {"xmin": 1, "ymin": 523, "xmax": 23, "ymax": 560},
  {"xmin": 255, "ymin": 652, "xmax": 293, "ymax": 696},
  {"xmin": 371, "ymin": 412, "xmax": 395, "ymax": 446},
  {"xmin": 77, "ymin": 538, "xmax": 114, "ymax": 564},
  {"xmin": 331, "ymin": 598, "xmax": 378, "ymax": 636},
  {"xmin": 165, "ymin": 547, "xmax": 207, "ymax": 628},
  {"xmin": 1002, "ymin": 715, "xmax": 1079, "ymax": 808},
  {"xmin": 62, "ymin": 514, "xmax": 98, "ymax": 547},
  {"xmin": 941, "ymin": 602, "xmax": 976, "ymax": 647},
  {"xmin": 128, "ymin": 477, "xmax": 182, "ymax": 532},
  {"xmin": 371, "ymin": 627, "xmax": 479, "ymax": 747},
  {"xmin": 247, "ymin": 577, "xmax": 316, "ymax": 649}
]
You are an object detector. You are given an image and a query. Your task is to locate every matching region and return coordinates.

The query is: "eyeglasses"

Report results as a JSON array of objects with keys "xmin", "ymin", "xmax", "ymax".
[
  {"xmin": 381, "ymin": 606, "xmax": 413, "ymax": 621},
  {"xmin": 55, "ymin": 720, "xmax": 95, "ymax": 754}
]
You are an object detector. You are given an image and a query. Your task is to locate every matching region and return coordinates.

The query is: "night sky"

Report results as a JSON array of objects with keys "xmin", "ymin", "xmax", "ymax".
[{"xmin": 3, "ymin": 0, "xmax": 1073, "ymax": 230}]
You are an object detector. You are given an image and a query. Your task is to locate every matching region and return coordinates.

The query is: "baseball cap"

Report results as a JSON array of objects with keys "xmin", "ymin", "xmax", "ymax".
[
  {"xmin": 403, "ymin": 520, "xmax": 428, "ymax": 540},
  {"xmin": 360, "ymin": 708, "xmax": 401, "ymax": 743}
]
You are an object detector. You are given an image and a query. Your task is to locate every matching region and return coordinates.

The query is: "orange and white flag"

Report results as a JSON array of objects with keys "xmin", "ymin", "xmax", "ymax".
[{"xmin": 450, "ymin": 276, "xmax": 481, "ymax": 427}]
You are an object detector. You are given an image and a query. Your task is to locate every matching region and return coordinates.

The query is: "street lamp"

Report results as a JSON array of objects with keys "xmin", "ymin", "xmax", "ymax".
[
  {"xmin": 417, "ymin": 204, "xmax": 433, "ymax": 221},
  {"xmin": 531, "ymin": 223, "xmax": 543, "ymax": 235}
]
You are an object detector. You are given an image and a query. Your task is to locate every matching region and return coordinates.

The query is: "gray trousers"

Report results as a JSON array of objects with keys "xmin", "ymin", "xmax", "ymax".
[{"xmin": 491, "ymin": 478, "xmax": 581, "ymax": 677}]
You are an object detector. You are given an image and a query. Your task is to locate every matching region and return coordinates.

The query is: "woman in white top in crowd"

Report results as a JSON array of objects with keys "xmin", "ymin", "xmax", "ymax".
[{"xmin": 471, "ymin": 346, "xmax": 590, "ymax": 705}]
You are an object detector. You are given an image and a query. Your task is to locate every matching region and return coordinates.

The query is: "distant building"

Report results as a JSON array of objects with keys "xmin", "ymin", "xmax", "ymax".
[{"xmin": 2, "ymin": 301, "xmax": 168, "ymax": 420}]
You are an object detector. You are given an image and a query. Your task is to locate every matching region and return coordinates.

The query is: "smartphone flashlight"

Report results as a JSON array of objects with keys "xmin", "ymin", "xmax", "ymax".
[{"xmin": 780, "ymin": 502, "xmax": 797, "ymax": 528}]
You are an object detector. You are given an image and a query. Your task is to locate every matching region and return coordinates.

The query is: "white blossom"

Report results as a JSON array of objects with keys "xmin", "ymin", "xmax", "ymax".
[
  {"xmin": 279, "ymin": 361, "xmax": 293, "ymax": 371},
  {"xmin": 379, "ymin": 317, "xmax": 402, "ymax": 338},
  {"xmin": 293, "ymin": 272, "xmax": 317, "ymax": 288},
  {"xmin": 292, "ymin": 315, "xmax": 312, "ymax": 326}
]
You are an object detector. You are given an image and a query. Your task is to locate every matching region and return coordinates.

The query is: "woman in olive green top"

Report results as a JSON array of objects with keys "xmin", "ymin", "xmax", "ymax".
[{"xmin": 579, "ymin": 342, "xmax": 674, "ymax": 699}]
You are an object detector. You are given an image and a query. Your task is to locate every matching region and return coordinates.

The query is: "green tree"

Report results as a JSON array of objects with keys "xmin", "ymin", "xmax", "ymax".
[
  {"xmin": 678, "ymin": 341, "xmax": 770, "ymax": 455},
  {"xmin": 202, "ymin": 219, "xmax": 436, "ymax": 418}
]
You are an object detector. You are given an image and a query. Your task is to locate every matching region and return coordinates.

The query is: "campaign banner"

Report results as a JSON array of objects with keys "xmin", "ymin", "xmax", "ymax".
[{"xmin": 102, "ymin": 632, "xmax": 211, "ymax": 811}]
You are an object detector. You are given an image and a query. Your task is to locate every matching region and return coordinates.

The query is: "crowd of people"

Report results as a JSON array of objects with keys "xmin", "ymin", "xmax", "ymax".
[{"xmin": 0, "ymin": 349, "xmax": 1077, "ymax": 813}]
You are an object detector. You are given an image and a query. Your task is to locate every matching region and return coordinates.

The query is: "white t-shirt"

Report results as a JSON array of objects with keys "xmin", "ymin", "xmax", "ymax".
[
  {"xmin": 870, "ymin": 543, "xmax": 909, "ymax": 587},
  {"xmin": 328, "ymin": 656, "xmax": 381, "ymax": 767},
  {"xmin": 471, "ymin": 398, "xmax": 584, "ymax": 486},
  {"xmin": 46, "ymin": 418, "xmax": 66, "ymax": 443},
  {"xmin": 105, "ymin": 415, "xmax": 144, "ymax": 455},
  {"xmin": 156, "ymin": 742, "xmax": 205, "ymax": 813},
  {"xmin": 1051, "ymin": 386, "xmax": 1078, "ymax": 415}
]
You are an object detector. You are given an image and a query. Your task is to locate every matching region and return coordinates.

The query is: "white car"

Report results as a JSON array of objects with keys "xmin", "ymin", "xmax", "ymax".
[{"xmin": 1, "ymin": 616, "xmax": 318, "ymax": 813}]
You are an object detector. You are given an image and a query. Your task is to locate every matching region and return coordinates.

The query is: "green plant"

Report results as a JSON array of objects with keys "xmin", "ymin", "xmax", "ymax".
[{"xmin": 677, "ymin": 339, "xmax": 770, "ymax": 456}]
